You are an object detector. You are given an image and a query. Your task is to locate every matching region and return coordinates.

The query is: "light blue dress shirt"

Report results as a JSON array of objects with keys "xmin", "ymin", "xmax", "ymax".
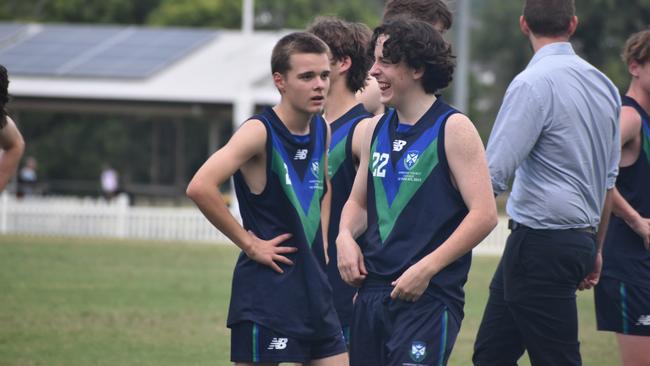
[{"xmin": 487, "ymin": 42, "xmax": 621, "ymax": 230}]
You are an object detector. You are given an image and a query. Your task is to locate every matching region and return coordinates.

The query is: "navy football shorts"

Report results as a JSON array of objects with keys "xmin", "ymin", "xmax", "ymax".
[
  {"xmin": 350, "ymin": 285, "xmax": 460, "ymax": 366},
  {"xmin": 595, "ymin": 277, "xmax": 650, "ymax": 336},
  {"xmin": 230, "ymin": 321, "xmax": 347, "ymax": 363}
]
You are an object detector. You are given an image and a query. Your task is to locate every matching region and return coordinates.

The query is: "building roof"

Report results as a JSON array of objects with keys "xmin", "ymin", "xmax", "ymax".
[{"xmin": 0, "ymin": 22, "xmax": 284, "ymax": 106}]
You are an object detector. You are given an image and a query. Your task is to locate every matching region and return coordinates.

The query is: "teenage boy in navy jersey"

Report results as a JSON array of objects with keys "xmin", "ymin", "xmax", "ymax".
[
  {"xmin": 337, "ymin": 19, "xmax": 497, "ymax": 366},
  {"xmin": 307, "ymin": 16, "xmax": 373, "ymax": 346},
  {"xmin": 595, "ymin": 29, "xmax": 650, "ymax": 366},
  {"xmin": 187, "ymin": 32, "xmax": 347, "ymax": 365}
]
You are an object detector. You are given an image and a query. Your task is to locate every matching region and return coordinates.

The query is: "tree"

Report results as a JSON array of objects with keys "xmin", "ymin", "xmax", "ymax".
[
  {"xmin": 254, "ymin": 0, "xmax": 383, "ymax": 29},
  {"xmin": 0, "ymin": 0, "xmax": 163, "ymax": 24},
  {"xmin": 470, "ymin": 0, "xmax": 650, "ymax": 130},
  {"xmin": 147, "ymin": 0, "xmax": 242, "ymax": 28}
]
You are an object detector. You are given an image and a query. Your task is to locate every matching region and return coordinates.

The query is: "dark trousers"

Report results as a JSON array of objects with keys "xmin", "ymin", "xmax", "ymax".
[{"xmin": 473, "ymin": 226, "xmax": 596, "ymax": 366}]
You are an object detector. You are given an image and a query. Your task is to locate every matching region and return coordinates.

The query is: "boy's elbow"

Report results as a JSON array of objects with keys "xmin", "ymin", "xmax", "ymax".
[
  {"xmin": 185, "ymin": 179, "xmax": 205, "ymax": 201},
  {"xmin": 486, "ymin": 206, "xmax": 499, "ymax": 231}
]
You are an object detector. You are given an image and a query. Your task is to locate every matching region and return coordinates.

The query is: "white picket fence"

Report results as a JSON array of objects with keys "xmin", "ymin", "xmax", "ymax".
[
  {"xmin": 0, "ymin": 193, "xmax": 229, "ymax": 243},
  {"xmin": 0, "ymin": 193, "xmax": 509, "ymax": 255}
]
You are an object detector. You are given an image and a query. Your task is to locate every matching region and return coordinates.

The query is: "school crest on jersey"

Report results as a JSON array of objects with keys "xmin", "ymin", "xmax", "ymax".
[
  {"xmin": 310, "ymin": 159, "xmax": 320, "ymax": 178},
  {"xmin": 403, "ymin": 150, "xmax": 420, "ymax": 170},
  {"xmin": 410, "ymin": 341, "xmax": 427, "ymax": 362}
]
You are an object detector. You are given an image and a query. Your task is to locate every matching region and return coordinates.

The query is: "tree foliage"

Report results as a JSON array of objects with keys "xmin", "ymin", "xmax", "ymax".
[
  {"xmin": 148, "ymin": 0, "xmax": 242, "ymax": 28},
  {"xmin": 471, "ymin": 0, "xmax": 650, "ymax": 127}
]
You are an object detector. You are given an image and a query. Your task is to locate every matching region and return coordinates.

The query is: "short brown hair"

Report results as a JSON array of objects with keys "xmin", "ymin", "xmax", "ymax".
[
  {"xmin": 622, "ymin": 29, "xmax": 650, "ymax": 66},
  {"xmin": 383, "ymin": 0, "xmax": 452, "ymax": 32},
  {"xmin": 523, "ymin": 0, "xmax": 575, "ymax": 37},
  {"xmin": 308, "ymin": 17, "xmax": 372, "ymax": 93},
  {"xmin": 271, "ymin": 32, "xmax": 329, "ymax": 75}
]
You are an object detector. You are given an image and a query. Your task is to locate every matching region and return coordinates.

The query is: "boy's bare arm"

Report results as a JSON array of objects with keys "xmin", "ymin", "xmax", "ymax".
[
  {"xmin": 391, "ymin": 114, "xmax": 498, "ymax": 302},
  {"xmin": 187, "ymin": 120, "xmax": 295, "ymax": 273},
  {"xmin": 337, "ymin": 115, "xmax": 380, "ymax": 287}
]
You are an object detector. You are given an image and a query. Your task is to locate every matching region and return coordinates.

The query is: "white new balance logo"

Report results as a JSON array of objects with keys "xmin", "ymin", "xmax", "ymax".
[
  {"xmin": 637, "ymin": 315, "xmax": 650, "ymax": 326},
  {"xmin": 267, "ymin": 337, "xmax": 288, "ymax": 350},
  {"xmin": 294, "ymin": 149, "xmax": 308, "ymax": 160},
  {"xmin": 393, "ymin": 140, "xmax": 407, "ymax": 151}
]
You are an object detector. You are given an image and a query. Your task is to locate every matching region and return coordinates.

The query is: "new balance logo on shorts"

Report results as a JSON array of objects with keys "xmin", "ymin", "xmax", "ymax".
[
  {"xmin": 267, "ymin": 337, "xmax": 288, "ymax": 350},
  {"xmin": 637, "ymin": 315, "xmax": 650, "ymax": 326}
]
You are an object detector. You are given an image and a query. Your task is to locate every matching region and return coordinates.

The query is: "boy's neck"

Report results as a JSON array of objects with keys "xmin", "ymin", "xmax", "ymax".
[
  {"xmin": 323, "ymin": 80, "xmax": 358, "ymax": 123},
  {"xmin": 273, "ymin": 103, "xmax": 312, "ymax": 135},
  {"xmin": 395, "ymin": 91, "xmax": 437, "ymax": 125}
]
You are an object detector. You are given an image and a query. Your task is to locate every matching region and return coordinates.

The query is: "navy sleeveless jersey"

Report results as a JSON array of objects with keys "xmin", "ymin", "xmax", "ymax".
[
  {"xmin": 602, "ymin": 96, "xmax": 650, "ymax": 288},
  {"xmin": 364, "ymin": 98, "xmax": 470, "ymax": 318},
  {"xmin": 228, "ymin": 107, "xmax": 341, "ymax": 340},
  {"xmin": 326, "ymin": 103, "xmax": 373, "ymax": 327}
]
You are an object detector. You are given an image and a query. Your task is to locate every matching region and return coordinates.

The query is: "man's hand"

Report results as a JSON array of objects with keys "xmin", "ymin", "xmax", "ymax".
[
  {"xmin": 390, "ymin": 261, "xmax": 434, "ymax": 302},
  {"xmin": 336, "ymin": 233, "xmax": 367, "ymax": 287},
  {"xmin": 579, "ymin": 250, "xmax": 602, "ymax": 290},
  {"xmin": 244, "ymin": 231, "xmax": 296, "ymax": 274}
]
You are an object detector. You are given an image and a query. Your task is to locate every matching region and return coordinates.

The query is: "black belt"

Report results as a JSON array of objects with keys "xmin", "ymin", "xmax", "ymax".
[{"xmin": 508, "ymin": 219, "xmax": 596, "ymax": 235}]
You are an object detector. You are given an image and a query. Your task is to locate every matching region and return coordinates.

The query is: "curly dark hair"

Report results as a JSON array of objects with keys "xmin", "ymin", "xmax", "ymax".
[
  {"xmin": 371, "ymin": 19, "xmax": 455, "ymax": 94},
  {"xmin": 0, "ymin": 65, "xmax": 9, "ymax": 128},
  {"xmin": 308, "ymin": 16, "xmax": 372, "ymax": 93}
]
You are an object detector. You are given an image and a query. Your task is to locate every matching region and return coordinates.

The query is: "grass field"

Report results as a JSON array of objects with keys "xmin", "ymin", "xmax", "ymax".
[{"xmin": 0, "ymin": 236, "xmax": 618, "ymax": 365}]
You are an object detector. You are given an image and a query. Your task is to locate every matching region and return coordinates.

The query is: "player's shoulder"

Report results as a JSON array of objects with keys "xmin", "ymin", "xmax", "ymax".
[
  {"xmin": 444, "ymin": 113, "xmax": 482, "ymax": 154},
  {"xmin": 367, "ymin": 113, "xmax": 384, "ymax": 128},
  {"xmin": 621, "ymin": 105, "xmax": 643, "ymax": 129},
  {"xmin": 228, "ymin": 118, "xmax": 268, "ymax": 152},
  {"xmin": 237, "ymin": 118, "xmax": 268, "ymax": 136},
  {"xmin": 355, "ymin": 114, "xmax": 380, "ymax": 131},
  {"xmin": 445, "ymin": 112, "xmax": 475, "ymax": 132}
]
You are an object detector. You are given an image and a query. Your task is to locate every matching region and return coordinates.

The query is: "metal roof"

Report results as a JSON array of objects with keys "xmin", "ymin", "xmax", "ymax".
[{"xmin": 0, "ymin": 22, "xmax": 284, "ymax": 105}]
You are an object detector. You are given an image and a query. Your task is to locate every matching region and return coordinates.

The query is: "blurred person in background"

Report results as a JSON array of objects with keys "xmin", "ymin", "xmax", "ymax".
[
  {"xmin": 594, "ymin": 29, "xmax": 650, "ymax": 366},
  {"xmin": 17, "ymin": 156, "xmax": 38, "ymax": 197},
  {"xmin": 0, "ymin": 65, "xmax": 25, "ymax": 193},
  {"xmin": 307, "ymin": 15, "xmax": 374, "ymax": 348},
  {"xmin": 100, "ymin": 164, "xmax": 119, "ymax": 200}
]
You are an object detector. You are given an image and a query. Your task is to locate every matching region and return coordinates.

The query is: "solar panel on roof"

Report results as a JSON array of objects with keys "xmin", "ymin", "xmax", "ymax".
[
  {"xmin": 0, "ymin": 23, "xmax": 28, "ymax": 45},
  {"xmin": 0, "ymin": 23, "xmax": 217, "ymax": 79}
]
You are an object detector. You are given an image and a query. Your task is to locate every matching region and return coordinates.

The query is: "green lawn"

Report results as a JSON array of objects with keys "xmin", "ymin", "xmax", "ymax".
[{"xmin": 0, "ymin": 236, "xmax": 617, "ymax": 365}]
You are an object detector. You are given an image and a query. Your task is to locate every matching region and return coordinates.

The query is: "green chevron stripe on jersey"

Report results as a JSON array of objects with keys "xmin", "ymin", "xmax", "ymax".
[
  {"xmin": 328, "ymin": 135, "xmax": 348, "ymax": 178},
  {"xmin": 271, "ymin": 149, "xmax": 324, "ymax": 246},
  {"xmin": 371, "ymin": 138, "xmax": 439, "ymax": 243}
]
